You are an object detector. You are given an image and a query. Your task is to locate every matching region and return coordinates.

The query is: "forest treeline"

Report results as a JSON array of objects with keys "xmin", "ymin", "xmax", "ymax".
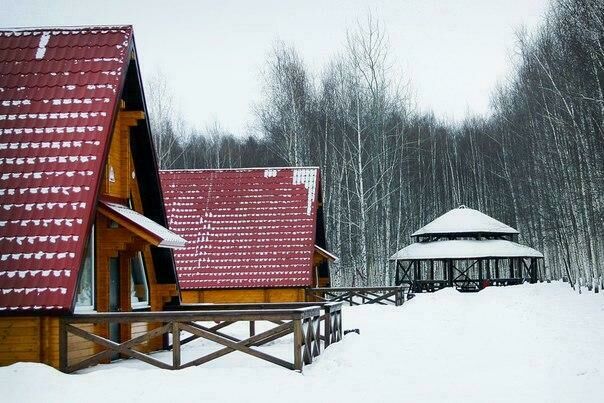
[{"xmin": 148, "ymin": 0, "xmax": 604, "ymax": 289}]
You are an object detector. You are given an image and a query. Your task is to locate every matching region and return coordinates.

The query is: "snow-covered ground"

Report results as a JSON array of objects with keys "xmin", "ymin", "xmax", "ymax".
[{"xmin": 2, "ymin": 282, "xmax": 603, "ymax": 403}]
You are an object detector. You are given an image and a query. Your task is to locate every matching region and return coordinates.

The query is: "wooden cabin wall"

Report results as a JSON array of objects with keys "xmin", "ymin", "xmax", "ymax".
[
  {"xmin": 181, "ymin": 288, "xmax": 306, "ymax": 303},
  {"xmin": 0, "ymin": 317, "xmax": 94, "ymax": 368},
  {"xmin": 0, "ymin": 317, "xmax": 44, "ymax": 366},
  {"xmin": 103, "ymin": 110, "xmax": 144, "ymax": 200}
]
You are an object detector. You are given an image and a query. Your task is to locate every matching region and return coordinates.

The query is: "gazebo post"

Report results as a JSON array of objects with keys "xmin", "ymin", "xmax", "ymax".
[
  {"xmin": 447, "ymin": 259, "xmax": 453, "ymax": 287},
  {"xmin": 495, "ymin": 259, "xmax": 500, "ymax": 279},
  {"xmin": 529, "ymin": 258, "xmax": 538, "ymax": 283},
  {"xmin": 478, "ymin": 259, "xmax": 483, "ymax": 289},
  {"xmin": 509, "ymin": 258, "xmax": 514, "ymax": 279}
]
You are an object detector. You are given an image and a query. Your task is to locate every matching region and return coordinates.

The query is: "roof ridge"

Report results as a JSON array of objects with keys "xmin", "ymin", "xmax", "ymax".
[
  {"xmin": 0, "ymin": 25, "xmax": 133, "ymax": 32},
  {"xmin": 160, "ymin": 166, "xmax": 320, "ymax": 172}
]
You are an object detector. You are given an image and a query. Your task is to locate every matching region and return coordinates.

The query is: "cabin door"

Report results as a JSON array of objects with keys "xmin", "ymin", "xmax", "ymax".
[{"xmin": 108, "ymin": 256, "xmax": 121, "ymax": 358}]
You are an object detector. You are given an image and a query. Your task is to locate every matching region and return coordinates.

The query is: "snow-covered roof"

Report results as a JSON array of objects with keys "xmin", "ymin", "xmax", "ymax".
[
  {"xmin": 315, "ymin": 245, "xmax": 338, "ymax": 262},
  {"xmin": 159, "ymin": 167, "xmax": 326, "ymax": 289},
  {"xmin": 0, "ymin": 26, "xmax": 133, "ymax": 312},
  {"xmin": 412, "ymin": 205, "xmax": 519, "ymax": 237},
  {"xmin": 390, "ymin": 239, "xmax": 543, "ymax": 260},
  {"xmin": 99, "ymin": 202, "xmax": 186, "ymax": 249}
]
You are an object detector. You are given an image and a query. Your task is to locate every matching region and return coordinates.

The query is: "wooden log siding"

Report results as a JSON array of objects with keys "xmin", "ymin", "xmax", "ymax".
[
  {"xmin": 59, "ymin": 306, "xmax": 338, "ymax": 373},
  {"xmin": 306, "ymin": 287, "xmax": 409, "ymax": 306}
]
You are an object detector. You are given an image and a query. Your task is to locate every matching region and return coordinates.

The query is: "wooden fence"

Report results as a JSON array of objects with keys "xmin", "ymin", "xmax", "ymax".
[
  {"xmin": 59, "ymin": 304, "xmax": 342, "ymax": 374},
  {"xmin": 307, "ymin": 286, "xmax": 410, "ymax": 306}
]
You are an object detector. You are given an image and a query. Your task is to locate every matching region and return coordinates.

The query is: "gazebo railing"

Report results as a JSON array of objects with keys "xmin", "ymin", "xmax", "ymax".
[{"xmin": 395, "ymin": 257, "xmax": 540, "ymax": 292}]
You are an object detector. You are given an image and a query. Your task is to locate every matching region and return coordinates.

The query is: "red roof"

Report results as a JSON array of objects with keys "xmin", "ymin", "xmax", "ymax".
[
  {"xmin": 160, "ymin": 168, "xmax": 321, "ymax": 289},
  {"xmin": 0, "ymin": 26, "xmax": 132, "ymax": 312}
]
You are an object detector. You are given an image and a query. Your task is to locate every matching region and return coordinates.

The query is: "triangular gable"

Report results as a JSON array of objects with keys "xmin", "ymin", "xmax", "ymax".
[{"xmin": 160, "ymin": 168, "xmax": 322, "ymax": 289}]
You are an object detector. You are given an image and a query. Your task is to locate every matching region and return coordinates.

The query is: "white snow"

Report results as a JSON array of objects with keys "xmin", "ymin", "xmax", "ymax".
[
  {"xmin": 292, "ymin": 168, "xmax": 317, "ymax": 215},
  {"xmin": 35, "ymin": 32, "xmax": 50, "ymax": 59},
  {"xmin": 1, "ymin": 282, "xmax": 602, "ymax": 402},
  {"xmin": 100, "ymin": 201, "xmax": 186, "ymax": 249},
  {"xmin": 412, "ymin": 205, "xmax": 519, "ymax": 236},
  {"xmin": 390, "ymin": 239, "xmax": 543, "ymax": 260}
]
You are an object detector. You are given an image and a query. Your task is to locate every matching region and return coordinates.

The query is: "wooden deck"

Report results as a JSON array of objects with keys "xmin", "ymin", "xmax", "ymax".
[{"xmin": 59, "ymin": 303, "xmax": 342, "ymax": 373}]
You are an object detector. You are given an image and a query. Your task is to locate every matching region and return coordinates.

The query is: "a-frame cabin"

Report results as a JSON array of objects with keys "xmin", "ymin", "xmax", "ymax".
[{"xmin": 0, "ymin": 26, "xmax": 185, "ymax": 368}]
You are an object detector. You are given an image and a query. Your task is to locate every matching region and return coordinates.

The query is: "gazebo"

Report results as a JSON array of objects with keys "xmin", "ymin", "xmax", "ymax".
[{"xmin": 390, "ymin": 206, "xmax": 544, "ymax": 292}]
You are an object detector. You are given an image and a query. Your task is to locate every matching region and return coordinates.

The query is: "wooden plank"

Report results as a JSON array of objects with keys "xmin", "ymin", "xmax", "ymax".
[
  {"xmin": 172, "ymin": 322, "xmax": 180, "ymax": 369},
  {"xmin": 178, "ymin": 323, "xmax": 294, "ymax": 370},
  {"xmin": 174, "ymin": 321, "xmax": 236, "ymax": 348},
  {"xmin": 65, "ymin": 307, "xmax": 321, "ymax": 323},
  {"xmin": 181, "ymin": 321, "xmax": 294, "ymax": 367},
  {"xmin": 0, "ymin": 318, "xmax": 40, "ymax": 328},
  {"xmin": 65, "ymin": 324, "xmax": 172, "ymax": 372},
  {"xmin": 293, "ymin": 319, "xmax": 303, "ymax": 371},
  {"xmin": 66, "ymin": 323, "xmax": 171, "ymax": 373}
]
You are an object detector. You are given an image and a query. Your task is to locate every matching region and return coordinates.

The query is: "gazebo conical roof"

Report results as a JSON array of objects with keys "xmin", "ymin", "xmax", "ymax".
[{"xmin": 412, "ymin": 205, "xmax": 519, "ymax": 238}]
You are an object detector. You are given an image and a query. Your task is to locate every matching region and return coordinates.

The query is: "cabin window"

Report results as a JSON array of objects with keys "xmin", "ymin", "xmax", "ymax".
[
  {"xmin": 131, "ymin": 252, "xmax": 150, "ymax": 308},
  {"xmin": 75, "ymin": 227, "xmax": 95, "ymax": 311}
]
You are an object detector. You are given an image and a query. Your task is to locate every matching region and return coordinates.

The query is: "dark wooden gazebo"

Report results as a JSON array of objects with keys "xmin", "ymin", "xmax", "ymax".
[{"xmin": 390, "ymin": 205, "xmax": 544, "ymax": 293}]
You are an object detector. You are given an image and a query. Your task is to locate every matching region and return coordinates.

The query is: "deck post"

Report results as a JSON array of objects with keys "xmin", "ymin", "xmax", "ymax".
[
  {"xmin": 324, "ymin": 307, "xmax": 332, "ymax": 347},
  {"xmin": 447, "ymin": 260, "xmax": 453, "ymax": 287},
  {"xmin": 293, "ymin": 319, "xmax": 303, "ymax": 371},
  {"xmin": 172, "ymin": 322, "xmax": 181, "ymax": 369},
  {"xmin": 249, "ymin": 321, "xmax": 256, "ymax": 337}
]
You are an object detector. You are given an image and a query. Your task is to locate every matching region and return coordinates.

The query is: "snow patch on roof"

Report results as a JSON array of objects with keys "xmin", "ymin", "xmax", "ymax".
[
  {"xmin": 264, "ymin": 169, "xmax": 278, "ymax": 178},
  {"xmin": 293, "ymin": 168, "xmax": 317, "ymax": 215},
  {"xmin": 34, "ymin": 32, "xmax": 50, "ymax": 59}
]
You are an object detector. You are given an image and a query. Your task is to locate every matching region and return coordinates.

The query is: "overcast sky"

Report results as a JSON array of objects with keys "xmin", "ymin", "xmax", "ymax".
[{"xmin": 3, "ymin": 0, "xmax": 550, "ymax": 135}]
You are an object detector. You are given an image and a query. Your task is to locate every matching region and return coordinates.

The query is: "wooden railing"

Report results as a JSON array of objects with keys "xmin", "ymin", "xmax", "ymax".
[
  {"xmin": 169, "ymin": 302, "xmax": 343, "ymax": 348},
  {"xmin": 59, "ymin": 304, "xmax": 342, "ymax": 374},
  {"xmin": 307, "ymin": 286, "xmax": 410, "ymax": 306}
]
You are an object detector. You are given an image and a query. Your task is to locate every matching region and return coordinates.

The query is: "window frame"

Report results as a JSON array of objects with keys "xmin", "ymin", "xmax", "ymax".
[
  {"xmin": 130, "ymin": 251, "xmax": 150, "ymax": 310},
  {"xmin": 74, "ymin": 226, "xmax": 96, "ymax": 312}
]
